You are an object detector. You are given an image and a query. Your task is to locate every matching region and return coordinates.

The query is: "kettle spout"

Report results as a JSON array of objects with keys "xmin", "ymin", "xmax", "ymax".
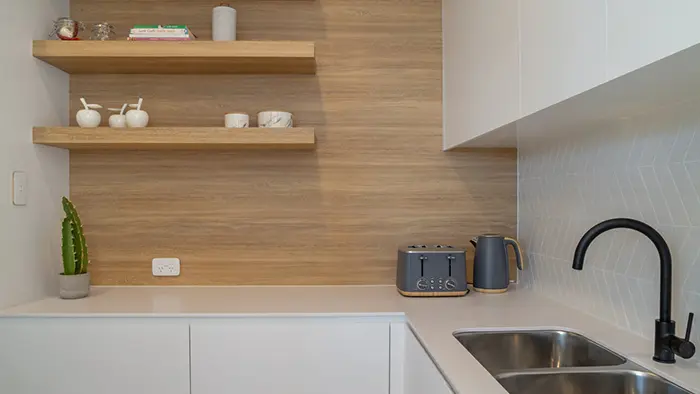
[{"xmin": 469, "ymin": 238, "xmax": 477, "ymax": 248}]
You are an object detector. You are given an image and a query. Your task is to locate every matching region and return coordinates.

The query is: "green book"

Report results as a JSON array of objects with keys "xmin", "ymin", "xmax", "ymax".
[{"xmin": 133, "ymin": 24, "xmax": 188, "ymax": 29}]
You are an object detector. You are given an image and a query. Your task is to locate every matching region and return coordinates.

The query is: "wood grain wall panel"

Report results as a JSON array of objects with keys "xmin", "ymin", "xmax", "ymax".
[{"xmin": 70, "ymin": 0, "xmax": 517, "ymax": 285}]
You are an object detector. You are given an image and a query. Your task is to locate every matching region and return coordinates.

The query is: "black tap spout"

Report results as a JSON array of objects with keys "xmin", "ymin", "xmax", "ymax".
[
  {"xmin": 572, "ymin": 218, "xmax": 695, "ymax": 363},
  {"xmin": 572, "ymin": 218, "xmax": 671, "ymax": 322}
]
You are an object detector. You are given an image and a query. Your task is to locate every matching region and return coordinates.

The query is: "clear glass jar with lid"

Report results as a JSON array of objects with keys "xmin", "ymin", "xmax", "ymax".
[
  {"xmin": 90, "ymin": 22, "xmax": 115, "ymax": 41},
  {"xmin": 51, "ymin": 17, "xmax": 84, "ymax": 40}
]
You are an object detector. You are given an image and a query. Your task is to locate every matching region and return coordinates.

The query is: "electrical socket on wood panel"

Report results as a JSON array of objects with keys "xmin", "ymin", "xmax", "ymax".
[{"xmin": 152, "ymin": 258, "xmax": 180, "ymax": 277}]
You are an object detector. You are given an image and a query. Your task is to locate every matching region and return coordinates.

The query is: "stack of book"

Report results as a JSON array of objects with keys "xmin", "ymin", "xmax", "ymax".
[{"xmin": 128, "ymin": 25, "xmax": 196, "ymax": 41}]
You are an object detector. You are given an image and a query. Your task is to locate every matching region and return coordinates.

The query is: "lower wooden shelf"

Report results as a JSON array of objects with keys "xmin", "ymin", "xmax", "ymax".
[{"xmin": 32, "ymin": 127, "xmax": 316, "ymax": 150}]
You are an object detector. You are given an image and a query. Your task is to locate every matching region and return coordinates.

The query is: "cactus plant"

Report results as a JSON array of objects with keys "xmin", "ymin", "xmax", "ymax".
[{"xmin": 61, "ymin": 197, "xmax": 89, "ymax": 275}]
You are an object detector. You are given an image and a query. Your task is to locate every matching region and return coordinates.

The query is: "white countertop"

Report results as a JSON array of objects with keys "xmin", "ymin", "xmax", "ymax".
[{"xmin": 2, "ymin": 285, "xmax": 700, "ymax": 394}]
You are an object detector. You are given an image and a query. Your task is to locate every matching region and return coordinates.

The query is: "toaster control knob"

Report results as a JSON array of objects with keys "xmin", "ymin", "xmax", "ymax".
[
  {"xmin": 444, "ymin": 278, "xmax": 457, "ymax": 290},
  {"xmin": 416, "ymin": 278, "xmax": 429, "ymax": 291}
]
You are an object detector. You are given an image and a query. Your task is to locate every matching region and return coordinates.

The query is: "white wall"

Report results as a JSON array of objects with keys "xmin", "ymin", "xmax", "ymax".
[
  {"xmin": 0, "ymin": 0, "xmax": 70, "ymax": 309},
  {"xmin": 519, "ymin": 98, "xmax": 700, "ymax": 344}
]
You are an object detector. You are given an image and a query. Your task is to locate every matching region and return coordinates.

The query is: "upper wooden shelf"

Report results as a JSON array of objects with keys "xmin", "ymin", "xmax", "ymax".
[
  {"xmin": 33, "ymin": 127, "xmax": 316, "ymax": 150},
  {"xmin": 32, "ymin": 41, "xmax": 316, "ymax": 74}
]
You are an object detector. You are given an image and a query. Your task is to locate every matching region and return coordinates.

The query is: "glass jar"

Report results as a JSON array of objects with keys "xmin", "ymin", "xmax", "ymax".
[
  {"xmin": 51, "ymin": 17, "xmax": 84, "ymax": 40},
  {"xmin": 90, "ymin": 22, "xmax": 115, "ymax": 41}
]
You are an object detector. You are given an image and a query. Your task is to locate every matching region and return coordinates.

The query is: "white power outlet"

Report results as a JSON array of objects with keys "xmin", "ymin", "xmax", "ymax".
[
  {"xmin": 152, "ymin": 258, "xmax": 181, "ymax": 277},
  {"xmin": 12, "ymin": 171, "xmax": 27, "ymax": 206}
]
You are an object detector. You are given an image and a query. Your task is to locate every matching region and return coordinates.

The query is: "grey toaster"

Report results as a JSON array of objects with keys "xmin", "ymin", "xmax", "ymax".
[{"xmin": 396, "ymin": 245, "xmax": 469, "ymax": 297}]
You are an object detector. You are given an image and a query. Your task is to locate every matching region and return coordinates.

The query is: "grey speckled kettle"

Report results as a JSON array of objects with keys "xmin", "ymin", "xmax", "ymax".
[{"xmin": 470, "ymin": 235, "xmax": 523, "ymax": 293}]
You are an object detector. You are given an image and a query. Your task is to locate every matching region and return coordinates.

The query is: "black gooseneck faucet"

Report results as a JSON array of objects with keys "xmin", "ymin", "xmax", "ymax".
[{"xmin": 572, "ymin": 218, "xmax": 695, "ymax": 363}]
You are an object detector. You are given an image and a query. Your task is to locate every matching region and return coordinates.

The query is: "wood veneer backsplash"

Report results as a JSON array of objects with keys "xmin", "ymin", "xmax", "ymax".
[{"xmin": 70, "ymin": 0, "xmax": 517, "ymax": 285}]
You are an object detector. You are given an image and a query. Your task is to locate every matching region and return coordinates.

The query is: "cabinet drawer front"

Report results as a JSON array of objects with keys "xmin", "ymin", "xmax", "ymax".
[
  {"xmin": 0, "ymin": 318, "xmax": 190, "ymax": 394},
  {"xmin": 191, "ymin": 319, "xmax": 390, "ymax": 394}
]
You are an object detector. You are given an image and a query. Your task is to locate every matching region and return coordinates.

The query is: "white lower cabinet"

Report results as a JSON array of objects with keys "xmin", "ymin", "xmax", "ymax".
[
  {"xmin": 0, "ymin": 318, "xmax": 190, "ymax": 394},
  {"xmin": 404, "ymin": 326, "xmax": 454, "ymax": 394},
  {"xmin": 0, "ymin": 316, "xmax": 442, "ymax": 394},
  {"xmin": 390, "ymin": 323, "xmax": 407, "ymax": 394},
  {"xmin": 190, "ymin": 318, "xmax": 391, "ymax": 394}
]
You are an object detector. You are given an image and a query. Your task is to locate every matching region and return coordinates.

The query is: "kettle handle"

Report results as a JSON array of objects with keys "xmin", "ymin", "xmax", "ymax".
[{"xmin": 504, "ymin": 237, "xmax": 523, "ymax": 270}]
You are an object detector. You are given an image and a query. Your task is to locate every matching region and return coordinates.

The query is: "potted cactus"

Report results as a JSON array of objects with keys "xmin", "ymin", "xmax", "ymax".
[{"xmin": 59, "ymin": 197, "xmax": 90, "ymax": 299}]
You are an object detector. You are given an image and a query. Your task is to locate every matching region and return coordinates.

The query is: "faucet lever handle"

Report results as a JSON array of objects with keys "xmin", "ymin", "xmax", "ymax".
[{"xmin": 668, "ymin": 313, "xmax": 696, "ymax": 360}]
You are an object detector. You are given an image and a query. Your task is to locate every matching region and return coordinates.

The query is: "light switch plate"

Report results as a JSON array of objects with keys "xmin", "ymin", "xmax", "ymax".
[
  {"xmin": 152, "ymin": 258, "xmax": 180, "ymax": 277},
  {"xmin": 12, "ymin": 171, "xmax": 27, "ymax": 206}
]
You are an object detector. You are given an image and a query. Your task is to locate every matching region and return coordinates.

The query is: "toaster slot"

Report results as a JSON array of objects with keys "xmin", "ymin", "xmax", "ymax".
[{"xmin": 448, "ymin": 255, "xmax": 456, "ymax": 277}]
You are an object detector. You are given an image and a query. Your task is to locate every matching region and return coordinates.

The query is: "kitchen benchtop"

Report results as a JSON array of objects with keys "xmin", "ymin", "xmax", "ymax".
[{"xmin": 2, "ymin": 285, "xmax": 700, "ymax": 394}]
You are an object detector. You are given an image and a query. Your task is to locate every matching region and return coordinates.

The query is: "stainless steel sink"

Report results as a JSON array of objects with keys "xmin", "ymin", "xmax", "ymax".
[
  {"xmin": 454, "ymin": 330, "xmax": 626, "ymax": 374},
  {"xmin": 454, "ymin": 329, "xmax": 694, "ymax": 394},
  {"xmin": 497, "ymin": 371, "xmax": 693, "ymax": 394}
]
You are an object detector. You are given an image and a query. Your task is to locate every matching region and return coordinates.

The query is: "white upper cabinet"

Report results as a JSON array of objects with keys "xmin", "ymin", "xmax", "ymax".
[
  {"xmin": 190, "ymin": 319, "xmax": 390, "ymax": 394},
  {"xmin": 607, "ymin": 0, "xmax": 700, "ymax": 79},
  {"xmin": 0, "ymin": 318, "xmax": 190, "ymax": 394},
  {"xmin": 520, "ymin": 0, "xmax": 607, "ymax": 116},
  {"xmin": 443, "ymin": 0, "xmax": 700, "ymax": 147},
  {"xmin": 443, "ymin": 0, "xmax": 519, "ymax": 149}
]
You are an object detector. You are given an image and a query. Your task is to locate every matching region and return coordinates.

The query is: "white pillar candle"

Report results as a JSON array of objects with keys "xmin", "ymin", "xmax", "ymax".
[{"xmin": 213, "ymin": 4, "xmax": 237, "ymax": 41}]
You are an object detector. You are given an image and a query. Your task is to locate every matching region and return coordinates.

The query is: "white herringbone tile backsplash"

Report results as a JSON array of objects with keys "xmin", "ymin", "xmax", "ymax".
[{"xmin": 518, "ymin": 99, "xmax": 700, "ymax": 343}]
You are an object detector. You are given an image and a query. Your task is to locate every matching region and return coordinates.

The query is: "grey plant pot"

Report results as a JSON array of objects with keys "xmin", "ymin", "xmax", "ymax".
[{"xmin": 59, "ymin": 273, "xmax": 90, "ymax": 299}]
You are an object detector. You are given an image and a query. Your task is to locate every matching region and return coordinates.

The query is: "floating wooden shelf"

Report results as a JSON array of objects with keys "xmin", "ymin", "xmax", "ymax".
[
  {"xmin": 32, "ymin": 41, "xmax": 316, "ymax": 74},
  {"xmin": 33, "ymin": 127, "xmax": 316, "ymax": 150}
]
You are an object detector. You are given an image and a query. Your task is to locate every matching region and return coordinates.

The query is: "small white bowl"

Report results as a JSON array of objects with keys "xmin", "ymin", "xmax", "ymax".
[
  {"xmin": 225, "ymin": 113, "xmax": 250, "ymax": 128},
  {"xmin": 258, "ymin": 111, "xmax": 293, "ymax": 128}
]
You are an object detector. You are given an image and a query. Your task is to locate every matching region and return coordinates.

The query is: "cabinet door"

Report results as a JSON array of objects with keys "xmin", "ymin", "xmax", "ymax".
[
  {"xmin": 520, "ymin": 0, "xmax": 607, "ymax": 116},
  {"xmin": 191, "ymin": 319, "xmax": 390, "ymax": 394},
  {"xmin": 0, "ymin": 318, "xmax": 190, "ymax": 394},
  {"xmin": 443, "ymin": 0, "xmax": 519, "ymax": 149},
  {"xmin": 390, "ymin": 323, "xmax": 407, "ymax": 394},
  {"xmin": 405, "ymin": 329, "xmax": 453, "ymax": 394},
  {"xmin": 607, "ymin": 0, "xmax": 700, "ymax": 79}
]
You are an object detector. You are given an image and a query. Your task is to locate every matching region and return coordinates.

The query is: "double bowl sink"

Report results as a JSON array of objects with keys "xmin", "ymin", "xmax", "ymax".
[{"xmin": 454, "ymin": 330, "xmax": 692, "ymax": 394}]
